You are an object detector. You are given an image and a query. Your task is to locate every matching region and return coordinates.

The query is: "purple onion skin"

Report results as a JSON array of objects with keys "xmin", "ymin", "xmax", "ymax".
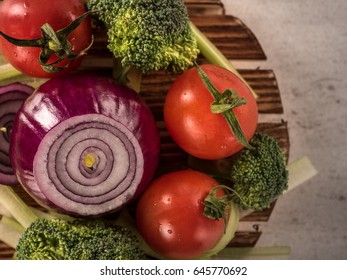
[
  {"xmin": 0, "ymin": 82, "xmax": 33, "ymax": 186},
  {"xmin": 10, "ymin": 73, "xmax": 160, "ymax": 216}
]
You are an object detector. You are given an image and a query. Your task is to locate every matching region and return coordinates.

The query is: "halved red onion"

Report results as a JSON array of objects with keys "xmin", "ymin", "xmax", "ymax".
[
  {"xmin": 0, "ymin": 82, "xmax": 33, "ymax": 185},
  {"xmin": 10, "ymin": 74, "xmax": 160, "ymax": 216}
]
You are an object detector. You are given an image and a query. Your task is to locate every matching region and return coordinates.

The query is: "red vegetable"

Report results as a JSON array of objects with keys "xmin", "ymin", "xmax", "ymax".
[
  {"xmin": 0, "ymin": 0, "xmax": 92, "ymax": 78},
  {"xmin": 9, "ymin": 74, "xmax": 160, "ymax": 217},
  {"xmin": 136, "ymin": 169, "xmax": 238, "ymax": 260},
  {"xmin": 164, "ymin": 64, "xmax": 258, "ymax": 160},
  {"xmin": 0, "ymin": 82, "xmax": 33, "ymax": 185}
]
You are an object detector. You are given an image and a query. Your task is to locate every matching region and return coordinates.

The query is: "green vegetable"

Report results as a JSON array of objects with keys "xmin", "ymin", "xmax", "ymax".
[
  {"xmin": 15, "ymin": 218, "xmax": 146, "ymax": 260},
  {"xmin": 86, "ymin": 0, "xmax": 199, "ymax": 77},
  {"xmin": 230, "ymin": 132, "xmax": 288, "ymax": 210},
  {"xmin": 189, "ymin": 22, "xmax": 258, "ymax": 99},
  {"xmin": 211, "ymin": 246, "xmax": 291, "ymax": 260},
  {"xmin": 0, "ymin": 185, "xmax": 146, "ymax": 260},
  {"xmin": 286, "ymin": 156, "xmax": 318, "ymax": 193},
  {"xmin": 188, "ymin": 132, "xmax": 289, "ymax": 211},
  {"xmin": 86, "ymin": 0, "xmax": 256, "ymax": 96},
  {"xmin": 0, "ymin": 63, "xmax": 22, "ymax": 82}
]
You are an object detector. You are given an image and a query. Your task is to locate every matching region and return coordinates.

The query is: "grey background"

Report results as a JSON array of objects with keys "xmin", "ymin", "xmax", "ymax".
[{"xmin": 221, "ymin": 0, "xmax": 347, "ymax": 259}]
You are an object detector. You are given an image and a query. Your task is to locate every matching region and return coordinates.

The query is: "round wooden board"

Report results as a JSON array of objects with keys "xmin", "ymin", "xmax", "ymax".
[{"xmin": 0, "ymin": 0, "xmax": 289, "ymax": 259}]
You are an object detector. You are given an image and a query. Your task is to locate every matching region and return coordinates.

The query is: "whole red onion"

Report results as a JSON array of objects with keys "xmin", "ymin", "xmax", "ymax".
[{"xmin": 10, "ymin": 74, "xmax": 160, "ymax": 217}]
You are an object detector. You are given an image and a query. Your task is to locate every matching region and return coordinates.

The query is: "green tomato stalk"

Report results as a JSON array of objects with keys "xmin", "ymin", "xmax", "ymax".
[
  {"xmin": 189, "ymin": 22, "xmax": 258, "ymax": 99},
  {"xmin": 198, "ymin": 199, "xmax": 239, "ymax": 259},
  {"xmin": 0, "ymin": 12, "xmax": 93, "ymax": 73},
  {"xmin": 194, "ymin": 62, "xmax": 254, "ymax": 150}
]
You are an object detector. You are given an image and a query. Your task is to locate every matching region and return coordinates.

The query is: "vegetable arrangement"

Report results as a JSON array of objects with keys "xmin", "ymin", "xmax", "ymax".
[
  {"xmin": 0, "ymin": 0, "xmax": 317, "ymax": 260},
  {"xmin": 0, "ymin": 185, "xmax": 146, "ymax": 260}
]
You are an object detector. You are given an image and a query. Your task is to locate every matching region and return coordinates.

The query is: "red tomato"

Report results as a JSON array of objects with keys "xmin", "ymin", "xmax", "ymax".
[
  {"xmin": 136, "ymin": 169, "xmax": 227, "ymax": 260},
  {"xmin": 0, "ymin": 0, "xmax": 92, "ymax": 78},
  {"xmin": 164, "ymin": 64, "xmax": 258, "ymax": 160}
]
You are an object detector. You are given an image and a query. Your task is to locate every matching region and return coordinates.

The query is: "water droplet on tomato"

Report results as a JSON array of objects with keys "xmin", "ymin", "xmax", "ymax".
[{"xmin": 167, "ymin": 230, "xmax": 173, "ymax": 234}]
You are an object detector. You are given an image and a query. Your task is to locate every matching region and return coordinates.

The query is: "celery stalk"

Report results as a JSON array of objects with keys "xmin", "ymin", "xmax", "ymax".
[
  {"xmin": 1, "ymin": 216, "xmax": 25, "ymax": 233},
  {"xmin": 0, "ymin": 219, "xmax": 23, "ymax": 249},
  {"xmin": 0, "ymin": 185, "xmax": 39, "ymax": 228},
  {"xmin": 31, "ymin": 207, "xmax": 75, "ymax": 222},
  {"xmin": 210, "ymin": 246, "xmax": 291, "ymax": 260},
  {"xmin": 285, "ymin": 156, "xmax": 318, "ymax": 193},
  {"xmin": 0, "ymin": 203, "xmax": 12, "ymax": 217},
  {"xmin": 0, "ymin": 63, "xmax": 22, "ymax": 81},
  {"xmin": 189, "ymin": 22, "xmax": 258, "ymax": 99}
]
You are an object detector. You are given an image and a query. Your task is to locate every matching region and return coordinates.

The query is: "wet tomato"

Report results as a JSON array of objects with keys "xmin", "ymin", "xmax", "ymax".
[
  {"xmin": 164, "ymin": 64, "xmax": 258, "ymax": 160},
  {"xmin": 0, "ymin": 0, "xmax": 92, "ymax": 78},
  {"xmin": 136, "ymin": 169, "xmax": 227, "ymax": 260}
]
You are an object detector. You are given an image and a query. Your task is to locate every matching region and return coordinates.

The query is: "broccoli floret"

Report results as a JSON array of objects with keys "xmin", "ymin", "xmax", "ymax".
[
  {"xmin": 230, "ymin": 132, "xmax": 288, "ymax": 210},
  {"xmin": 14, "ymin": 218, "xmax": 146, "ymax": 260},
  {"xmin": 87, "ymin": 0, "xmax": 199, "ymax": 74},
  {"xmin": 187, "ymin": 132, "xmax": 288, "ymax": 211}
]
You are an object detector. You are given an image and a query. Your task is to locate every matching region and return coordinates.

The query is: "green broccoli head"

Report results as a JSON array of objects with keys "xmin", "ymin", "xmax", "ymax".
[
  {"xmin": 231, "ymin": 132, "xmax": 288, "ymax": 211},
  {"xmin": 87, "ymin": 0, "xmax": 200, "ymax": 73},
  {"xmin": 14, "ymin": 218, "xmax": 146, "ymax": 260},
  {"xmin": 14, "ymin": 219, "xmax": 72, "ymax": 260}
]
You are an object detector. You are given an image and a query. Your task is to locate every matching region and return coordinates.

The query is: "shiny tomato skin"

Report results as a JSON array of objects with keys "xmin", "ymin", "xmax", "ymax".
[
  {"xmin": 164, "ymin": 64, "xmax": 258, "ymax": 160},
  {"xmin": 0, "ymin": 0, "xmax": 92, "ymax": 78},
  {"xmin": 136, "ymin": 169, "xmax": 226, "ymax": 260}
]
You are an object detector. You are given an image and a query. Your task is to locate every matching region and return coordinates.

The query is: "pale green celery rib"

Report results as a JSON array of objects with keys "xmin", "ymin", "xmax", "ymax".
[
  {"xmin": 285, "ymin": 156, "xmax": 318, "ymax": 193},
  {"xmin": 31, "ymin": 207, "xmax": 75, "ymax": 222},
  {"xmin": 239, "ymin": 156, "xmax": 317, "ymax": 219},
  {"xmin": 0, "ymin": 219, "xmax": 23, "ymax": 249},
  {"xmin": 210, "ymin": 246, "xmax": 291, "ymax": 260},
  {"xmin": 0, "ymin": 203, "xmax": 12, "ymax": 217},
  {"xmin": 1, "ymin": 216, "xmax": 25, "ymax": 233},
  {"xmin": 0, "ymin": 185, "xmax": 39, "ymax": 229},
  {"xmin": 189, "ymin": 21, "xmax": 258, "ymax": 99},
  {"xmin": 0, "ymin": 63, "xmax": 22, "ymax": 81}
]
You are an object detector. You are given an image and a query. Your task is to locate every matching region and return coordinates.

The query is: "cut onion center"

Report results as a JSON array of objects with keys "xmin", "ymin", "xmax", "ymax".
[
  {"xmin": 33, "ymin": 114, "xmax": 144, "ymax": 216},
  {"xmin": 83, "ymin": 152, "xmax": 97, "ymax": 170}
]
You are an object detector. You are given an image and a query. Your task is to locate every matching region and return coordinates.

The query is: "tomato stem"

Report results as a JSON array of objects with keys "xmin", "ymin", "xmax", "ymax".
[
  {"xmin": 203, "ymin": 184, "xmax": 242, "ymax": 233},
  {"xmin": 0, "ymin": 11, "xmax": 94, "ymax": 73},
  {"xmin": 194, "ymin": 62, "xmax": 253, "ymax": 150},
  {"xmin": 189, "ymin": 21, "xmax": 258, "ymax": 99}
]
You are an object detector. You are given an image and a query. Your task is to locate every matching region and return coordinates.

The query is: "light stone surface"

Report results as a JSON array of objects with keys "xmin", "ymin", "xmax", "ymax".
[{"xmin": 221, "ymin": 0, "xmax": 347, "ymax": 259}]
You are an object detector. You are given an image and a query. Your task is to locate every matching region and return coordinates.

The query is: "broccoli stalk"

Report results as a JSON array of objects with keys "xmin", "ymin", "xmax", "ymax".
[
  {"xmin": 86, "ymin": 0, "xmax": 256, "ymax": 96},
  {"xmin": 0, "ymin": 184, "xmax": 146, "ymax": 260},
  {"xmin": 86, "ymin": 0, "xmax": 200, "ymax": 92},
  {"xmin": 188, "ymin": 132, "xmax": 289, "ymax": 211}
]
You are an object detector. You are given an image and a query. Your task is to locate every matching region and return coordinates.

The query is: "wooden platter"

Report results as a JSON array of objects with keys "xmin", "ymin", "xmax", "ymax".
[{"xmin": 0, "ymin": 0, "xmax": 289, "ymax": 259}]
